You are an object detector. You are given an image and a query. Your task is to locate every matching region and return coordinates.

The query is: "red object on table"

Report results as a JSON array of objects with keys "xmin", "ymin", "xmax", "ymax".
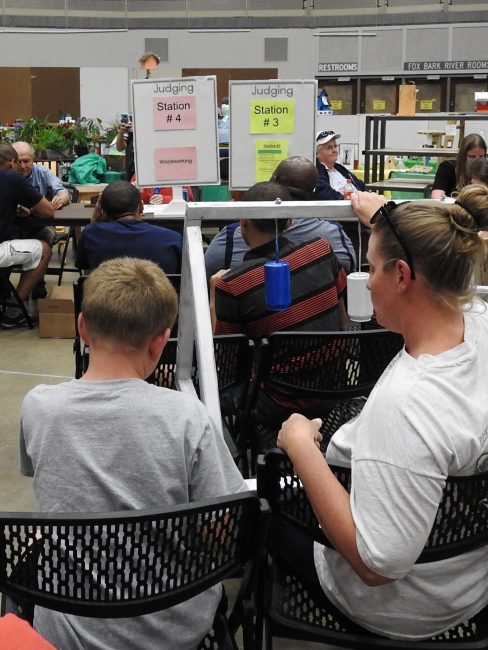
[
  {"xmin": 139, "ymin": 185, "xmax": 194, "ymax": 204},
  {"xmin": 0, "ymin": 613, "xmax": 57, "ymax": 649}
]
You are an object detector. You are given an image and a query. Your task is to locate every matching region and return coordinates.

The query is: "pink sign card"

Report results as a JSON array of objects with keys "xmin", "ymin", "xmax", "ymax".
[
  {"xmin": 153, "ymin": 96, "xmax": 197, "ymax": 130},
  {"xmin": 154, "ymin": 147, "xmax": 197, "ymax": 181}
]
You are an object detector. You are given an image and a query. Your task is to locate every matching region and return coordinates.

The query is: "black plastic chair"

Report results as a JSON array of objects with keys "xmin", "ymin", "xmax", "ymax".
[
  {"xmin": 0, "ymin": 266, "xmax": 35, "ymax": 329},
  {"xmin": 0, "ymin": 492, "xmax": 270, "ymax": 650},
  {"xmin": 246, "ymin": 329, "xmax": 404, "ymax": 462},
  {"xmin": 257, "ymin": 449, "xmax": 488, "ymax": 649}
]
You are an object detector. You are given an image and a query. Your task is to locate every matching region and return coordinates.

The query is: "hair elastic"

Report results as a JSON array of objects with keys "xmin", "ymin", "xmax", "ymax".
[{"xmin": 454, "ymin": 200, "xmax": 477, "ymax": 222}]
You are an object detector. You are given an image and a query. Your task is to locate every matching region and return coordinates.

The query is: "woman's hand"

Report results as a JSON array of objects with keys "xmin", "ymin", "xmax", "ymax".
[
  {"xmin": 277, "ymin": 413, "xmax": 322, "ymax": 454},
  {"xmin": 351, "ymin": 191, "xmax": 387, "ymax": 229}
]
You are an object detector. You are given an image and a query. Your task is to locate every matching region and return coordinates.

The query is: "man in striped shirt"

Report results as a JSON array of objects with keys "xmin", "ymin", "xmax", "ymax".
[
  {"xmin": 209, "ymin": 181, "xmax": 348, "ymax": 450},
  {"xmin": 210, "ymin": 181, "xmax": 348, "ymax": 339}
]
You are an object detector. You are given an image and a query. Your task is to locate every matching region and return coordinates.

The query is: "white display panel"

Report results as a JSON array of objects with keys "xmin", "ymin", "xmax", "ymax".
[
  {"xmin": 80, "ymin": 68, "xmax": 129, "ymax": 125},
  {"xmin": 229, "ymin": 79, "xmax": 317, "ymax": 190},
  {"xmin": 131, "ymin": 76, "xmax": 220, "ymax": 187}
]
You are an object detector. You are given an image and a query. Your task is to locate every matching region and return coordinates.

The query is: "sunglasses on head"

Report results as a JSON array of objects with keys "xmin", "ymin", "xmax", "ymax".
[
  {"xmin": 316, "ymin": 130, "xmax": 335, "ymax": 140},
  {"xmin": 370, "ymin": 201, "xmax": 416, "ymax": 280}
]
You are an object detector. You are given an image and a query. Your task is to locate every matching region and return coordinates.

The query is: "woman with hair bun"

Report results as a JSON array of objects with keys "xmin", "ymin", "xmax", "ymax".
[
  {"xmin": 460, "ymin": 181, "xmax": 488, "ymax": 283},
  {"xmin": 432, "ymin": 133, "xmax": 486, "ymax": 198},
  {"xmin": 276, "ymin": 188, "xmax": 488, "ymax": 641}
]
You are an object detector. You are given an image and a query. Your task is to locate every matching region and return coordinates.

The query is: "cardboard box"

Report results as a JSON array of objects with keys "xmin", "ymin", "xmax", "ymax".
[
  {"xmin": 398, "ymin": 83, "xmax": 417, "ymax": 116},
  {"xmin": 475, "ymin": 92, "xmax": 488, "ymax": 112},
  {"xmin": 39, "ymin": 285, "xmax": 75, "ymax": 338}
]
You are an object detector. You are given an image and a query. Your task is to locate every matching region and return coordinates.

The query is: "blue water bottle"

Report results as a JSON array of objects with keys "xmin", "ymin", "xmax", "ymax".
[{"xmin": 264, "ymin": 260, "xmax": 291, "ymax": 311}]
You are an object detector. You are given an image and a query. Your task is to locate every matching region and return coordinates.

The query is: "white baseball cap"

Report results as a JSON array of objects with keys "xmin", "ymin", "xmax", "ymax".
[{"xmin": 316, "ymin": 130, "xmax": 341, "ymax": 146}]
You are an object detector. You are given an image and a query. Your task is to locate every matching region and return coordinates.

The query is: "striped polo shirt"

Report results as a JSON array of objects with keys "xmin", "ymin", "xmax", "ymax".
[{"xmin": 214, "ymin": 236, "xmax": 347, "ymax": 339}]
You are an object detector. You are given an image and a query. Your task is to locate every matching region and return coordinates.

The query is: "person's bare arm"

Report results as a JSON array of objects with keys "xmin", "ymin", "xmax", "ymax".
[
  {"xmin": 209, "ymin": 269, "xmax": 227, "ymax": 333},
  {"xmin": 350, "ymin": 191, "xmax": 387, "ymax": 229},
  {"xmin": 29, "ymin": 197, "xmax": 55, "ymax": 218},
  {"xmin": 115, "ymin": 123, "xmax": 131, "ymax": 152},
  {"xmin": 338, "ymin": 298, "xmax": 350, "ymax": 330},
  {"xmin": 431, "ymin": 189, "xmax": 445, "ymax": 199},
  {"xmin": 277, "ymin": 413, "xmax": 394, "ymax": 587}
]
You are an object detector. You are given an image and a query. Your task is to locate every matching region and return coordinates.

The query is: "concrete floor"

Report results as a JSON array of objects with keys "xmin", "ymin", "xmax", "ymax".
[{"xmin": 0, "ymin": 264, "xmax": 337, "ymax": 649}]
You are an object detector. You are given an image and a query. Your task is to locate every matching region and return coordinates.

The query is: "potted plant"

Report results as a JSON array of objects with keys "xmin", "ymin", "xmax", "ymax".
[
  {"xmin": 102, "ymin": 118, "xmax": 121, "ymax": 150},
  {"xmin": 16, "ymin": 116, "xmax": 50, "ymax": 146},
  {"xmin": 72, "ymin": 117, "xmax": 102, "ymax": 156},
  {"xmin": 33, "ymin": 126, "xmax": 69, "ymax": 159}
]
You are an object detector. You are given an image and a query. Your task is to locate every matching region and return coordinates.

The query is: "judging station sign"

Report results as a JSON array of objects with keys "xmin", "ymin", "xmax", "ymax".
[
  {"xmin": 131, "ymin": 76, "xmax": 220, "ymax": 187},
  {"xmin": 229, "ymin": 79, "xmax": 317, "ymax": 190}
]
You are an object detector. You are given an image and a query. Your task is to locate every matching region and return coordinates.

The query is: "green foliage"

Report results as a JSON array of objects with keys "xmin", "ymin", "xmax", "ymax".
[
  {"xmin": 17, "ymin": 117, "xmax": 51, "ymax": 144},
  {"xmin": 12, "ymin": 116, "xmax": 115, "ymax": 156},
  {"xmin": 33, "ymin": 126, "xmax": 68, "ymax": 153},
  {"xmin": 102, "ymin": 117, "xmax": 121, "ymax": 146},
  {"xmin": 0, "ymin": 127, "xmax": 14, "ymax": 144},
  {"xmin": 73, "ymin": 117, "xmax": 102, "ymax": 146}
]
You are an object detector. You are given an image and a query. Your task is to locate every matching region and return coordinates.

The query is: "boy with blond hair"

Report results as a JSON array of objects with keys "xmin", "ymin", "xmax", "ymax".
[{"xmin": 20, "ymin": 257, "xmax": 246, "ymax": 650}]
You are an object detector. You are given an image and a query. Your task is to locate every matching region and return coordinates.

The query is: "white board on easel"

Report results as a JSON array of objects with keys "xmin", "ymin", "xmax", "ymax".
[
  {"xmin": 229, "ymin": 79, "xmax": 317, "ymax": 191},
  {"xmin": 131, "ymin": 76, "xmax": 220, "ymax": 187}
]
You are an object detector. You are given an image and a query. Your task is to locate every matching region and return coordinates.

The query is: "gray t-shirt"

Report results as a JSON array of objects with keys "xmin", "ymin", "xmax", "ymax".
[
  {"xmin": 20, "ymin": 378, "xmax": 247, "ymax": 650},
  {"xmin": 315, "ymin": 307, "xmax": 488, "ymax": 640}
]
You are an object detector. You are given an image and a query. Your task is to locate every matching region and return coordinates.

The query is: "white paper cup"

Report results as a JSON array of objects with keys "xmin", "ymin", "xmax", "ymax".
[{"xmin": 347, "ymin": 272, "xmax": 373, "ymax": 322}]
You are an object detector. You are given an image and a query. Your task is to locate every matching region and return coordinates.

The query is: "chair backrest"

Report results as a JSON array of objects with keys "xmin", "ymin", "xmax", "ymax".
[
  {"xmin": 73, "ymin": 276, "xmax": 88, "ymax": 378},
  {"xmin": 0, "ymin": 492, "xmax": 269, "ymax": 618},
  {"xmin": 258, "ymin": 329, "xmax": 404, "ymax": 401},
  {"xmin": 257, "ymin": 449, "xmax": 488, "ymax": 563},
  {"xmin": 62, "ymin": 182, "xmax": 80, "ymax": 203},
  {"xmin": 147, "ymin": 333, "xmax": 252, "ymax": 395}
]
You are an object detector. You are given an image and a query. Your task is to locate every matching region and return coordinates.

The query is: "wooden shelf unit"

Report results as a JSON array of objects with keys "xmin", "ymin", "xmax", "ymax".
[{"xmin": 363, "ymin": 113, "xmax": 488, "ymax": 194}]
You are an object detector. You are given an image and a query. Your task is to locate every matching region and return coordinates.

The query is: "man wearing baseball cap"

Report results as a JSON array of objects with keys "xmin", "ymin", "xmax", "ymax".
[{"xmin": 314, "ymin": 130, "xmax": 364, "ymax": 201}]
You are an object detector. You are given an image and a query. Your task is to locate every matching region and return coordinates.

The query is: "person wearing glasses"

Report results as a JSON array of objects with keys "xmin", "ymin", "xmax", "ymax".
[
  {"xmin": 314, "ymin": 130, "xmax": 364, "ymax": 201},
  {"xmin": 276, "ymin": 187, "xmax": 488, "ymax": 640},
  {"xmin": 431, "ymin": 133, "xmax": 486, "ymax": 199}
]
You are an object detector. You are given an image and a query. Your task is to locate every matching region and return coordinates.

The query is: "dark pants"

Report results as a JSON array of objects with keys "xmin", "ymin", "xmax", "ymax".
[{"xmin": 17, "ymin": 217, "xmax": 56, "ymax": 247}]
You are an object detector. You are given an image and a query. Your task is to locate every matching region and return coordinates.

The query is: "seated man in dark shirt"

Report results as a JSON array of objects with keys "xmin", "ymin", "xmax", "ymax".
[
  {"xmin": 75, "ymin": 180, "xmax": 182, "ymax": 273},
  {"xmin": 0, "ymin": 145, "xmax": 54, "ymax": 329},
  {"xmin": 209, "ymin": 181, "xmax": 349, "ymax": 449},
  {"xmin": 210, "ymin": 181, "xmax": 348, "ymax": 339}
]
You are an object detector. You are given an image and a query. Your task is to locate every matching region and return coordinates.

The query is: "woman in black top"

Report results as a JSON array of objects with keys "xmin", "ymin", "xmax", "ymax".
[{"xmin": 432, "ymin": 133, "xmax": 486, "ymax": 198}]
